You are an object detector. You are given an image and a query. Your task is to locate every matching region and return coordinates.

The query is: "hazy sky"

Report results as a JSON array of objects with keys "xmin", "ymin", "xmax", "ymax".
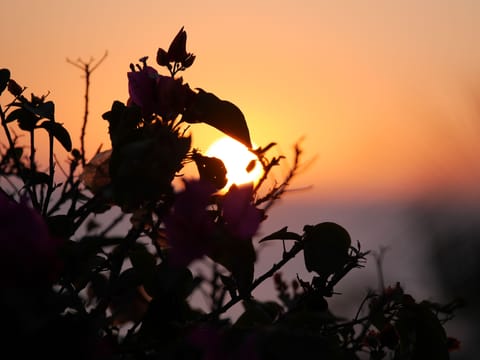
[{"xmin": 2, "ymin": 0, "xmax": 480, "ymax": 203}]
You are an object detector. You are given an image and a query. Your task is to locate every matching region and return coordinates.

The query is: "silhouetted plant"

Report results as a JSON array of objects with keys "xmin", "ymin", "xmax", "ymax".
[{"xmin": 0, "ymin": 28, "xmax": 462, "ymax": 359}]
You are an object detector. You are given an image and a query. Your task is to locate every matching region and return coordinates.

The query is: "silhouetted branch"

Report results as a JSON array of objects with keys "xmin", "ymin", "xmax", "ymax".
[{"xmin": 67, "ymin": 51, "xmax": 108, "ymax": 167}]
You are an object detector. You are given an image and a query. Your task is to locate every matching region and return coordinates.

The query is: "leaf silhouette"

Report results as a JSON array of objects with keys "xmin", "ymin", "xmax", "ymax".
[
  {"xmin": 208, "ymin": 233, "xmax": 256, "ymax": 298},
  {"xmin": 39, "ymin": 120, "xmax": 73, "ymax": 151},
  {"xmin": 182, "ymin": 89, "xmax": 252, "ymax": 148},
  {"xmin": 6, "ymin": 108, "xmax": 38, "ymax": 131},
  {"xmin": 259, "ymin": 226, "xmax": 302, "ymax": 243}
]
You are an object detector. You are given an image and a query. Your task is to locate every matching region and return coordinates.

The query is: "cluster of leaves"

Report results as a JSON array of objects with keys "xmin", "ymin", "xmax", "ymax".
[{"xmin": 0, "ymin": 29, "xmax": 462, "ymax": 359}]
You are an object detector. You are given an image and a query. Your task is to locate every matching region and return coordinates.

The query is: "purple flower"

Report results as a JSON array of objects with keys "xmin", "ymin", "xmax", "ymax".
[
  {"xmin": 127, "ymin": 65, "xmax": 194, "ymax": 120},
  {"xmin": 127, "ymin": 65, "xmax": 158, "ymax": 118},
  {"xmin": 164, "ymin": 180, "xmax": 263, "ymax": 274},
  {"xmin": 222, "ymin": 184, "xmax": 263, "ymax": 240},
  {"xmin": 164, "ymin": 180, "xmax": 216, "ymax": 267},
  {"xmin": 0, "ymin": 193, "xmax": 61, "ymax": 287}
]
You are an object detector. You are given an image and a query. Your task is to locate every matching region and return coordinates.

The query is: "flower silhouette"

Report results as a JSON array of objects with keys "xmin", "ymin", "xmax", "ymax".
[
  {"xmin": 222, "ymin": 184, "xmax": 263, "ymax": 240},
  {"xmin": 0, "ymin": 193, "xmax": 61, "ymax": 287},
  {"xmin": 164, "ymin": 180, "xmax": 217, "ymax": 267},
  {"xmin": 127, "ymin": 62, "xmax": 194, "ymax": 120}
]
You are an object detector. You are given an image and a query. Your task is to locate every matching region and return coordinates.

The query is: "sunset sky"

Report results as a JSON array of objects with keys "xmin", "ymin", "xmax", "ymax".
[
  {"xmin": 2, "ymin": 0, "xmax": 479, "ymax": 349},
  {"xmin": 2, "ymin": 0, "xmax": 480, "ymax": 203}
]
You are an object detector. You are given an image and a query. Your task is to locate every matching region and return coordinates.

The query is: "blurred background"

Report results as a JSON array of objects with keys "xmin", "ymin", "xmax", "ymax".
[{"xmin": 1, "ymin": 1, "xmax": 479, "ymax": 357}]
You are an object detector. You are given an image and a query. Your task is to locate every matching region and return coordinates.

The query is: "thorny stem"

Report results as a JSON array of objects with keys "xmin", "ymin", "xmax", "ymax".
[
  {"xmin": 255, "ymin": 143, "xmax": 302, "ymax": 212},
  {"xmin": 28, "ymin": 129, "xmax": 40, "ymax": 207},
  {"xmin": 201, "ymin": 241, "xmax": 304, "ymax": 321}
]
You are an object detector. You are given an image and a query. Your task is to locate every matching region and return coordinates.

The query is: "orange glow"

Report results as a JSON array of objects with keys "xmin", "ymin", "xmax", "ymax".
[{"xmin": 206, "ymin": 136, "xmax": 263, "ymax": 188}]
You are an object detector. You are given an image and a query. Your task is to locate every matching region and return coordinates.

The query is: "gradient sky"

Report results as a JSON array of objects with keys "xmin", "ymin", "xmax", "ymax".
[
  {"xmin": 2, "ymin": 1, "xmax": 480, "ymax": 348},
  {"xmin": 2, "ymin": 0, "xmax": 480, "ymax": 204}
]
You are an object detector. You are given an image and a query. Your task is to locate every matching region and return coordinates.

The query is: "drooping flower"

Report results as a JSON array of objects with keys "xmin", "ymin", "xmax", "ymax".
[
  {"xmin": 207, "ymin": 184, "xmax": 263, "ymax": 296},
  {"xmin": 222, "ymin": 184, "xmax": 263, "ymax": 240},
  {"xmin": 164, "ymin": 181, "xmax": 263, "ymax": 294},
  {"xmin": 164, "ymin": 180, "xmax": 217, "ymax": 267}
]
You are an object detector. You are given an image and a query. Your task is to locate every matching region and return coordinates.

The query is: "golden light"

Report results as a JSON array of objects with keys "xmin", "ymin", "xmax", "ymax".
[{"xmin": 206, "ymin": 136, "xmax": 263, "ymax": 188}]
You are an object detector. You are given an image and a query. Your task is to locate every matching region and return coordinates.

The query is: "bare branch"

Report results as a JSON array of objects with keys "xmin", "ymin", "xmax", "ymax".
[{"xmin": 67, "ymin": 51, "xmax": 108, "ymax": 167}]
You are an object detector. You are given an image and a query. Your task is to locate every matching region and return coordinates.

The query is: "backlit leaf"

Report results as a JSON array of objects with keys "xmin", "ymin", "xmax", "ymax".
[
  {"xmin": 39, "ymin": 120, "xmax": 72, "ymax": 151},
  {"xmin": 182, "ymin": 89, "xmax": 252, "ymax": 148}
]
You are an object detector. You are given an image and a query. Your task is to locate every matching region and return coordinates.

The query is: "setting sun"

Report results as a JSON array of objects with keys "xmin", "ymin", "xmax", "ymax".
[{"xmin": 206, "ymin": 136, "xmax": 263, "ymax": 188}]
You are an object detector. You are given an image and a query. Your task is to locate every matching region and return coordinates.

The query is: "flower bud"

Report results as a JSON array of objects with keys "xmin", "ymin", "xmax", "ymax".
[{"xmin": 303, "ymin": 222, "xmax": 351, "ymax": 278}]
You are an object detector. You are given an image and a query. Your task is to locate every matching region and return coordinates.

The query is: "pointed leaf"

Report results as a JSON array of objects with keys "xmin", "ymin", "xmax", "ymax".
[
  {"xmin": 39, "ymin": 120, "xmax": 72, "ymax": 151},
  {"xmin": 0, "ymin": 69, "xmax": 10, "ymax": 95},
  {"xmin": 5, "ymin": 108, "xmax": 23, "ymax": 123},
  {"xmin": 6, "ymin": 108, "xmax": 38, "ymax": 131},
  {"xmin": 259, "ymin": 226, "xmax": 302, "ymax": 243},
  {"xmin": 183, "ymin": 89, "xmax": 252, "ymax": 148},
  {"xmin": 167, "ymin": 26, "xmax": 188, "ymax": 62}
]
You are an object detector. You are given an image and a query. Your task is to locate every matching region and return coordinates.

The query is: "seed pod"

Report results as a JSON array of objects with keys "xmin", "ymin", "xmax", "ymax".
[{"xmin": 303, "ymin": 222, "xmax": 351, "ymax": 278}]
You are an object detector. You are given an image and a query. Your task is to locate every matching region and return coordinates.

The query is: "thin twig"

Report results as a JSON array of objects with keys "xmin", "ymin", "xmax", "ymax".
[
  {"xmin": 201, "ymin": 240, "xmax": 304, "ymax": 321},
  {"xmin": 67, "ymin": 51, "xmax": 108, "ymax": 167}
]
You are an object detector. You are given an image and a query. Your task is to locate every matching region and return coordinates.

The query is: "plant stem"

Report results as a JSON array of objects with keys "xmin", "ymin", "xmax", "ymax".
[
  {"xmin": 202, "ymin": 241, "xmax": 304, "ymax": 321},
  {"xmin": 0, "ymin": 105, "xmax": 40, "ymax": 208},
  {"xmin": 42, "ymin": 131, "xmax": 55, "ymax": 215}
]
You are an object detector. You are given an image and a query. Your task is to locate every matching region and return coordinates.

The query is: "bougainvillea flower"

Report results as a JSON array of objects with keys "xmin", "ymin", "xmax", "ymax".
[
  {"xmin": 156, "ymin": 27, "xmax": 196, "ymax": 69},
  {"xmin": 127, "ymin": 65, "xmax": 158, "ymax": 118},
  {"xmin": 222, "ymin": 184, "xmax": 263, "ymax": 240},
  {"xmin": 0, "ymin": 193, "xmax": 61, "ymax": 287},
  {"xmin": 164, "ymin": 180, "xmax": 217, "ymax": 267},
  {"xmin": 155, "ymin": 74, "xmax": 193, "ymax": 120},
  {"xmin": 127, "ymin": 64, "xmax": 194, "ymax": 120}
]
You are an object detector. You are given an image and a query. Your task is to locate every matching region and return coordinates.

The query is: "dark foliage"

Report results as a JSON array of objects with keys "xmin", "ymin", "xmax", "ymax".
[{"xmin": 0, "ymin": 28, "xmax": 461, "ymax": 359}]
